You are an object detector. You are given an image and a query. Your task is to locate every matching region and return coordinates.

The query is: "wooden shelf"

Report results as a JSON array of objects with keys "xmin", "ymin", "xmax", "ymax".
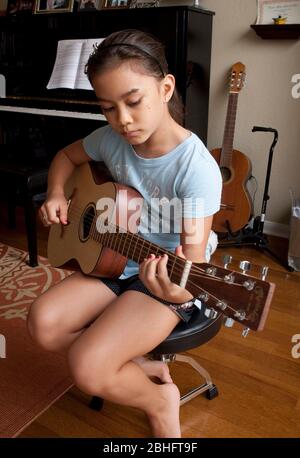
[{"xmin": 251, "ymin": 24, "xmax": 300, "ymax": 39}]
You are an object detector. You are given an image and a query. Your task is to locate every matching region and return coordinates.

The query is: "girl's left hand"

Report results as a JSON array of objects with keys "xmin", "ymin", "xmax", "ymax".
[{"xmin": 139, "ymin": 245, "xmax": 194, "ymax": 303}]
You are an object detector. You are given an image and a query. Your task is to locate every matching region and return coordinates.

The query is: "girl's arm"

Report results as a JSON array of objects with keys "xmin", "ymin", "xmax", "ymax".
[{"xmin": 179, "ymin": 215, "xmax": 213, "ymax": 263}]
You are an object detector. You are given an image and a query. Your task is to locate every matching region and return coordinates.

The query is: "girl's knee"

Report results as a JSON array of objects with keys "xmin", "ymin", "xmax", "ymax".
[{"xmin": 27, "ymin": 297, "xmax": 62, "ymax": 351}]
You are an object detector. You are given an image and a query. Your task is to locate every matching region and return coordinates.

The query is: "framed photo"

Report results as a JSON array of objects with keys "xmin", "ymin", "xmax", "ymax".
[
  {"xmin": 0, "ymin": 0, "xmax": 8, "ymax": 16},
  {"xmin": 6, "ymin": 0, "xmax": 35, "ymax": 14},
  {"xmin": 256, "ymin": 0, "xmax": 300, "ymax": 24},
  {"xmin": 130, "ymin": 0, "xmax": 159, "ymax": 7},
  {"xmin": 34, "ymin": 0, "xmax": 74, "ymax": 14},
  {"xmin": 78, "ymin": 0, "xmax": 104, "ymax": 10},
  {"xmin": 102, "ymin": 0, "xmax": 131, "ymax": 9}
]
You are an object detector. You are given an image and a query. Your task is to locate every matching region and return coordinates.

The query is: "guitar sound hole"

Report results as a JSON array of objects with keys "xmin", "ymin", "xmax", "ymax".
[
  {"xmin": 220, "ymin": 167, "xmax": 232, "ymax": 182},
  {"xmin": 80, "ymin": 205, "xmax": 96, "ymax": 241}
]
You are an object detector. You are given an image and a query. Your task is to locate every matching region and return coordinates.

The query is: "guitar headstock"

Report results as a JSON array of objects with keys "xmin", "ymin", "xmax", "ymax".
[
  {"xmin": 187, "ymin": 255, "xmax": 275, "ymax": 333},
  {"xmin": 229, "ymin": 62, "xmax": 246, "ymax": 93}
]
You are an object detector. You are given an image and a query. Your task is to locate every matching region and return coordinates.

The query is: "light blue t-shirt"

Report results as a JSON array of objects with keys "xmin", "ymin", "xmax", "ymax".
[{"xmin": 83, "ymin": 125, "xmax": 222, "ymax": 278}]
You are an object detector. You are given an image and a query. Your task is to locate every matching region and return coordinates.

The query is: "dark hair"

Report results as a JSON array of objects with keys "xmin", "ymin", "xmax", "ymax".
[{"xmin": 86, "ymin": 29, "xmax": 184, "ymax": 125}]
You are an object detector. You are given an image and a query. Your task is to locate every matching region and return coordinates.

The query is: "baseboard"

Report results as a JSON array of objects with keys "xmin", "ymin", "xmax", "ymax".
[{"xmin": 264, "ymin": 220, "xmax": 290, "ymax": 239}]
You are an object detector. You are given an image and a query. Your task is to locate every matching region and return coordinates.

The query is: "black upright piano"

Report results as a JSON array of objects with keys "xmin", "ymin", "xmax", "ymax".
[{"xmin": 0, "ymin": 6, "xmax": 214, "ymax": 152}]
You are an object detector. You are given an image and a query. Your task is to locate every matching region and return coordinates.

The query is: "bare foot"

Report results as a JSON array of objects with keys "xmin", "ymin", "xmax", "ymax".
[
  {"xmin": 148, "ymin": 382, "xmax": 181, "ymax": 438},
  {"xmin": 133, "ymin": 356, "xmax": 173, "ymax": 383}
]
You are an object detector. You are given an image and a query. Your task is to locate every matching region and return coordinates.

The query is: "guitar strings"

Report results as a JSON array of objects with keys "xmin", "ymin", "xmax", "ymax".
[
  {"xmin": 65, "ymin": 204, "xmax": 218, "ymax": 278},
  {"xmin": 65, "ymin": 204, "xmax": 250, "ymax": 288},
  {"xmin": 65, "ymin": 204, "xmax": 250, "ymax": 286}
]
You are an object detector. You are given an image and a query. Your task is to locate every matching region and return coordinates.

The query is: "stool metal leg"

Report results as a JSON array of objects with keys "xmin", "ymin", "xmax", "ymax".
[
  {"xmin": 152, "ymin": 353, "xmax": 218, "ymax": 405},
  {"xmin": 175, "ymin": 354, "xmax": 217, "ymax": 405}
]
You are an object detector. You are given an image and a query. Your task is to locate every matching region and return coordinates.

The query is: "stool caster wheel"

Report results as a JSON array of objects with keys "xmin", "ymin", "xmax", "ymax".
[
  {"xmin": 205, "ymin": 384, "xmax": 218, "ymax": 400},
  {"xmin": 89, "ymin": 396, "xmax": 104, "ymax": 411}
]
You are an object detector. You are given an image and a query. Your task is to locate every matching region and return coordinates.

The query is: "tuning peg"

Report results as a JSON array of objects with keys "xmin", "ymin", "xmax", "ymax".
[
  {"xmin": 222, "ymin": 254, "xmax": 232, "ymax": 269},
  {"xmin": 239, "ymin": 260, "xmax": 251, "ymax": 274},
  {"xmin": 242, "ymin": 327, "xmax": 250, "ymax": 338},
  {"xmin": 204, "ymin": 308, "xmax": 218, "ymax": 319},
  {"xmin": 224, "ymin": 273, "xmax": 235, "ymax": 284},
  {"xmin": 205, "ymin": 266, "xmax": 217, "ymax": 276},
  {"xmin": 260, "ymin": 266, "xmax": 269, "ymax": 280},
  {"xmin": 234, "ymin": 310, "xmax": 246, "ymax": 321},
  {"xmin": 198, "ymin": 293, "xmax": 209, "ymax": 303},
  {"xmin": 243, "ymin": 279, "xmax": 255, "ymax": 291},
  {"xmin": 224, "ymin": 317, "xmax": 234, "ymax": 327},
  {"xmin": 194, "ymin": 299, "xmax": 202, "ymax": 310},
  {"xmin": 216, "ymin": 300, "xmax": 228, "ymax": 311}
]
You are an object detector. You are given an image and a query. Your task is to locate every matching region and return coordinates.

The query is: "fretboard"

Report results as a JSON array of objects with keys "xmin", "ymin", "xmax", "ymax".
[
  {"xmin": 89, "ymin": 219, "xmax": 187, "ymax": 286},
  {"xmin": 220, "ymin": 92, "xmax": 239, "ymax": 167}
]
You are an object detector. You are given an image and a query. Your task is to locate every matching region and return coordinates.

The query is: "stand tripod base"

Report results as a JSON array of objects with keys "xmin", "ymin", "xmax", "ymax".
[{"xmin": 217, "ymin": 126, "xmax": 295, "ymax": 269}]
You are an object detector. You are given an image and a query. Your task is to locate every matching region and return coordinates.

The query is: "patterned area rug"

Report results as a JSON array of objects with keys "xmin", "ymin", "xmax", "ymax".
[{"xmin": 0, "ymin": 242, "xmax": 74, "ymax": 437}]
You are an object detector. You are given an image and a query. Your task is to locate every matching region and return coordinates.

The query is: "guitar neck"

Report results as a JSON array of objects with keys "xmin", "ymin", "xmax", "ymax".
[
  {"xmin": 220, "ymin": 92, "xmax": 239, "ymax": 167},
  {"xmin": 90, "ymin": 220, "xmax": 187, "ymax": 285}
]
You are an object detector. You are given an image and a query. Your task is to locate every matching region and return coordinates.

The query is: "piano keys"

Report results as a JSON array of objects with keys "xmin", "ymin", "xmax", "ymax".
[{"xmin": 0, "ymin": 96, "xmax": 106, "ymax": 121}]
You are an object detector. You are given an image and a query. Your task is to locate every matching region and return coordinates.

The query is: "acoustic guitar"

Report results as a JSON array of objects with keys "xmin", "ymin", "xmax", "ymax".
[
  {"xmin": 48, "ymin": 162, "xmax": 275, "ymax": 332},
  {"xmin": 211, "ymin": 62, "xmax": 253, "ymax": 234}
]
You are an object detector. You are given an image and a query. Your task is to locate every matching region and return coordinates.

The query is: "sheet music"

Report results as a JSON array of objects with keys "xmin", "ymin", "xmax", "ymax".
[
  {"xmin": 47, "ymin": 40, "xmax": 83, "ymax": 90},
  {"xmin": 75, "ymin": 38, "xmax": 104, "ymax": 90},
  {"xmin": 47, "ymin": 38, "xmax": 104, "ymax": 90}
]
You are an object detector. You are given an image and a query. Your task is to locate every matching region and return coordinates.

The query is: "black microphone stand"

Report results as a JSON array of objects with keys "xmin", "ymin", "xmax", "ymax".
[{"xmin": 218, "ymin": 126, "xmax": 293, "ymax": 271}]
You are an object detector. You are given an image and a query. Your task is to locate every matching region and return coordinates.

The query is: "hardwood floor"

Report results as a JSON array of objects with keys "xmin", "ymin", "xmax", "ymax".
[{"xmin": 1, "ymin": 205, "xmax": 300, "ymax": 438}]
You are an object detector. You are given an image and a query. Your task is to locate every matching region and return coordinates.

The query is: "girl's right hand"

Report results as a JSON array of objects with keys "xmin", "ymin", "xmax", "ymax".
[{"xmin": 39, "ymin": 191, "xmax": 69, "ymax": 226}]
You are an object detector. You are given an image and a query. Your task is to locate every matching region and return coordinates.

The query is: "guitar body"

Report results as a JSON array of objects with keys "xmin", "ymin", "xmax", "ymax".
[
  {"xmin": 211, "ymin": 147, "xmax": 253, "ymax": 233},
  {"xmin": 48, "ymin": 162, "xmax": 142, "ymax": 277}
]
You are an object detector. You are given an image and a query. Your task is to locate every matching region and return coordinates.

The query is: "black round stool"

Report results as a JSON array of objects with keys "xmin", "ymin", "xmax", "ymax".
[{"xmin": 89, "ymin": 307, "xmax": 222, "ymax": 411}]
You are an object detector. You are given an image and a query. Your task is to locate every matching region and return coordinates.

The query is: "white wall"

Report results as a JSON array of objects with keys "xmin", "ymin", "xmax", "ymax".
[{"xmin": 196, "ymin": 0, "xmax": 300, "ymax": 227}]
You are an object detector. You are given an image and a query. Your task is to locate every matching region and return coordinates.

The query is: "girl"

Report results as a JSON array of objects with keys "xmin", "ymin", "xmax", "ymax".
[{"xmin": 27, "ymin": 29, "xmax": 222, "ymax": 438}]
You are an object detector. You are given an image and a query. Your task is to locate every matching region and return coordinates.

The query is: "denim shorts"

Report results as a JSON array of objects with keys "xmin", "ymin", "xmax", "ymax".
[{"xmin": 99, "ymin": 275, "xmax": 197, "ymax": 323}]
